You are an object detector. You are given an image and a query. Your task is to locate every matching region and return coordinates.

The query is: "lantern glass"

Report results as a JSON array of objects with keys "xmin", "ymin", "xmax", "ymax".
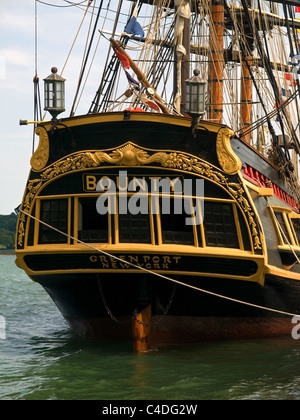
[
  {"xmin": 185, "ymin": 70, "xmax": 206, "ymax": 116},
  {"xmin": 44, "ymin": 67, "xmax": 66, "ymax": 118}
]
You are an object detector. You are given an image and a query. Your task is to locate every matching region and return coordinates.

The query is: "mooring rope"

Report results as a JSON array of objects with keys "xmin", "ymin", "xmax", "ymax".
[{"xmin": 19, "ymin": 209, "xmax": 300, "ymax": 318}]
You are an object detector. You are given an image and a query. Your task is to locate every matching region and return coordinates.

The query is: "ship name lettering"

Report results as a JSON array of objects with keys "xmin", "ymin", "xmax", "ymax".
[
  {"xmin": 85, "ymin": 175, "xmax": 97, "ymax": 190},
  {"xmin": 89, "ymin": 254, "xmax": 181, "ymax": 270},
  {"xmin": 84, "ymin": 174, "xmax": 182, "ymax": 192}
]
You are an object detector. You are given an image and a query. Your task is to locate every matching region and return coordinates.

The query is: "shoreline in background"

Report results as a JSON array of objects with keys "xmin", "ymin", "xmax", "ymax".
[{"xmin": 0, "ymin": 250, "xmax": 15, "ymax": 255}]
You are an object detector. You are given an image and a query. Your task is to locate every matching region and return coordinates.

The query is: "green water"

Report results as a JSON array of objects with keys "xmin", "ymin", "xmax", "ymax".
[{"xmin": 1, "ymin": 255, "xmax": 300, "ymax": 400}]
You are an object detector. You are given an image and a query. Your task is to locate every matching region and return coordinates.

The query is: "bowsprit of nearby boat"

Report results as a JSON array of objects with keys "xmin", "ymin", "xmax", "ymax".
[{"xmin": 15, "ymin": 0, "xmax": 300, "ymax": 350}]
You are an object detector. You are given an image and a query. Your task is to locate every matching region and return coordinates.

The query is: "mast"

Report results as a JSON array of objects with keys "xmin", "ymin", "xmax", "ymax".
[
  {"xmin": 89, "ymin": 0, "xmax": 124, "ymax": 114},
  {"xmin": 240, "ymin": 56, "xmax": 252, "ymax": 142},
  {"xmin": 208, "ymin": 0, "xmax": 224, "ymax": 123},
  {"xmin": 240, "ymin": 0, "xmax": 253, "ymax": 143}
]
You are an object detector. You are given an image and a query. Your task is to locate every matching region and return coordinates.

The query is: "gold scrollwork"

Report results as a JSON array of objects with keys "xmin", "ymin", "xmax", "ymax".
[
  {"xmin": 30, "ymin": 127, "xmax": 50, "ymax": 171},
  {"xmin": 89, "ymin": 143, "xmax": 169, "ymax": 167},
  {"xmin": 216, "ymin": 127, "xmax": 242, "ymax": 175},
  {"xmin": 17, "ymin": 141, "xmax": 261, "ymax": 250}
]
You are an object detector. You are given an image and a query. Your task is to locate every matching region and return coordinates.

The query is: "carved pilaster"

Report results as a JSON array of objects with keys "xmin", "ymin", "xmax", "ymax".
[
  {"xmin": 216, "ymin": 127, "xmax": 242, "ymax": 174},
  {"xmin": 30, "ymin": 127, "xmax": 49, "ymax": 171}
]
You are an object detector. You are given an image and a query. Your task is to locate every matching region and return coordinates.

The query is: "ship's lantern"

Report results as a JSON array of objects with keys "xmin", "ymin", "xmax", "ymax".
[
  {"xmin": 185, "ymin": 69, "xmax": 206, "ymax": 116},
  {"xmin": 44, "ymin": 67, "xmax": 65, "ymax": 119}
]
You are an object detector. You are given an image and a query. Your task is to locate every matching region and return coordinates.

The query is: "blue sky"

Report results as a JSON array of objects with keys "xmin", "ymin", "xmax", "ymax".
[{"xmin": 0, "ymin": 0, "xmax": 105, "ymax": 214}]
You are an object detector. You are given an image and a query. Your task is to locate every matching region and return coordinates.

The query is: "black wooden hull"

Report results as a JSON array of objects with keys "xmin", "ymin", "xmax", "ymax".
[
  {"xmin": 15, "ymin": 112, "xmax": 300, "ymax": 346},
  {"xmin": 29, "ymin": 271, "xmax": 300, "ymax": 344}
]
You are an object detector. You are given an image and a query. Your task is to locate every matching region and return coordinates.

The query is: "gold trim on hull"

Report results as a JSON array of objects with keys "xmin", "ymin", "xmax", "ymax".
[
  {"xmin": 15, "ymin": 246, "xmax": 265, "ymax": 284},
  {"xmin": 17, "ymin": 141, "xmax": 264, "ymax": 253},
  {"xmin": 39, "ymin": 112, "xmax": 228, "ymax": 133}
]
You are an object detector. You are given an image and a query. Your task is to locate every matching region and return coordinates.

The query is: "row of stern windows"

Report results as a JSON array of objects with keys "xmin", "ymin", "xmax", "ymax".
[
  {"xmin": 26, "ymin": 194, "xmax": 253, "ymax": 251},
  {"xmin": 26, "ymin": 196, "xmax": 300, "ymax": 251}
]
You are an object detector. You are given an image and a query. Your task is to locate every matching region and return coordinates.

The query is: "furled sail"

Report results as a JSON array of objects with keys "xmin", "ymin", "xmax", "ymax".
[{"xmin": 174, "ymin": 0, "xmax": 191, "ymax": 113}]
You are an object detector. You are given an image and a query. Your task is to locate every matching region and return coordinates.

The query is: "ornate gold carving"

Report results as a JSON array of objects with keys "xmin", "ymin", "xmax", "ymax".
[
  {"xmin": 216, "ymin": 128, "xmax": 242, "ymax": 175},
  {"xmin": 17, "ymin": 141, "xmax": 261, "ymax": 251},
  {"xmin": 30, "ymin": 127, "xmax": 50, "ymax": 171},
  {"xmin": 89, "ymin": 143, "xmax": 169, "ymax": 167},
  {"xmin": 17, "ymin": 212, "xmax": 26, "ymax": 247}
]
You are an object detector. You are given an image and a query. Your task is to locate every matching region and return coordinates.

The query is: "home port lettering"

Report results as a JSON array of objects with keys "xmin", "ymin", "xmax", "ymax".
[
  {"xmin": 90, "ymin": 254, "xmax": 182, "ymax": 270},
  {"xmin": 101, "ymin": 403, "xmax": 198, "ymax": 416}
]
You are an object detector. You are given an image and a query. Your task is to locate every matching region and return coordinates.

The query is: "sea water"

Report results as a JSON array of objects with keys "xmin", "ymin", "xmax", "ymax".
[{"xmin": 1, "ymin": 255, "xmax": 300, "ymax": 400}]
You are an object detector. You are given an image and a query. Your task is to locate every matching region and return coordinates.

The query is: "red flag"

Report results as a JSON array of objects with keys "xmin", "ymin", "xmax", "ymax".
[
  {"xmin": 113, "ymin": 48, "xmax": 130, "ymax": 70},
  {"xmin": 285, "ymin": 72, "xmax": 297, "ymax": 86},
  {"xmin": 296, "ymin": 6, "xmax": 300, "ymax": 12}
]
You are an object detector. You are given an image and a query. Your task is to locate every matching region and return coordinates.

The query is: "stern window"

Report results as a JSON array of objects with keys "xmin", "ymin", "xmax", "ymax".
[
  {"xmin": 291, "ymin": 218, "xmax": 300, "ymax": 245},
  {"xmin": 160, "ymin": 197, "xmax": 194, "ymax": 245},
  {"xmin": 119, "ymin": 211, "xmax": 151, "ymax": 243},
  {"xmin": 203, "ymin": 202, "xmax": 239, "ymax": 248},
  {"xmin": 274, "ymin": 211, "xmax": 291, "ymax": 244},
  {"xmin": 39, "ymin": 199, "xmax": 68, "ymax": 244},
  {"xmin": 78, "ymin": 197, "xmax": 108, "ymax": 243}
]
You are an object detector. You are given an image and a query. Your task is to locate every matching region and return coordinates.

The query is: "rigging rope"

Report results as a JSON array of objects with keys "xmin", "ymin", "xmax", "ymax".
[
  {"xmin": 36, "ymin": 0, "xmax": 89, "ymax": 7},
  {"xmin": 60, "ymin": 0, "xmax": 93, "ymax": 76},
  {"xmin": 70, "ymin": 0, "xmax": 104, "ymax": 116},
  {"xmin": 223, "ymin": 0, "xmax": 300, "ymax": 209},
  {"xmin": 236, "ymin": 88, "xmax": 299, "ymax": 137},
  {"xmin": 19, "ymin": 209, "xmax": 300, "ymax": 318},
  {"xmin": 32, "ymin": 1, "xmax": 43, "ymax": 154}
]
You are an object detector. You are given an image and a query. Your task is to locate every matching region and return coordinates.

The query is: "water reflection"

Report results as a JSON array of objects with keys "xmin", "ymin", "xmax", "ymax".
[{"xmin": 3, "ymin": 328, "xmax": 300, "ymax": 400}]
